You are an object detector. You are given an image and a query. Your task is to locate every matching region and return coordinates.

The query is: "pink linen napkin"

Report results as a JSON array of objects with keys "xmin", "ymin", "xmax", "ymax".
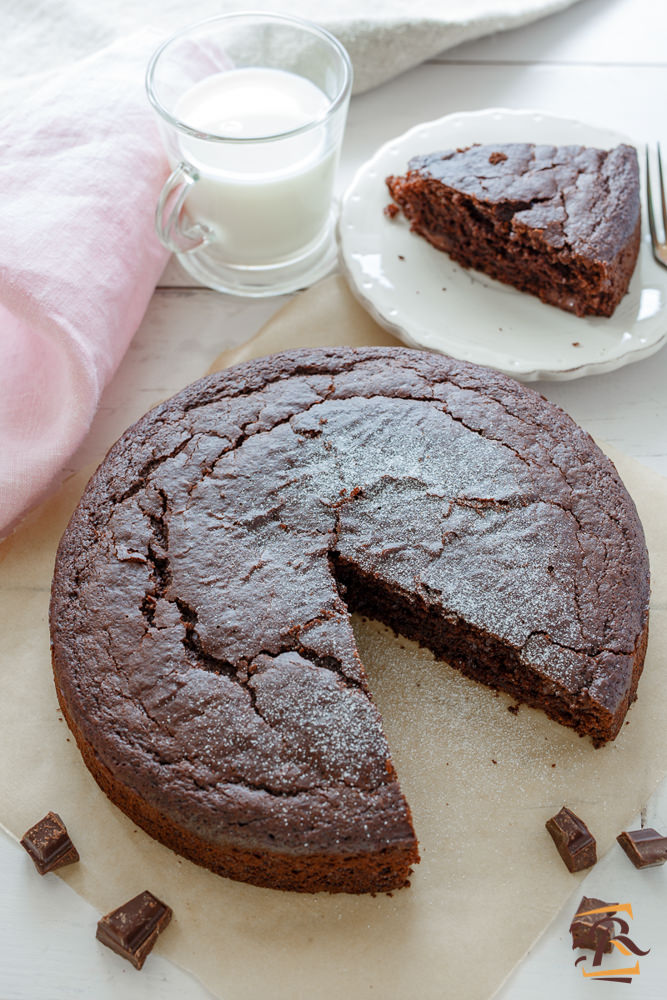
[{"xmin": 0, "ymin": 30, "xmax": 170, "ymax": 538}]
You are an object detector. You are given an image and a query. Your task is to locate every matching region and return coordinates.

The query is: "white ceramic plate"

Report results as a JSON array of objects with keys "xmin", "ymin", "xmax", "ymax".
[{"xmin": 339, "ymin": 108, "xmax": 667, "ymax": 381}]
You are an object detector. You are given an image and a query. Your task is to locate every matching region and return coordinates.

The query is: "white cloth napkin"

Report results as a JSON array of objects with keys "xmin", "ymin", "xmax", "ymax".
[{"xmin": 3, "ymin": 0, "xmax": 580, "ymax": 98}]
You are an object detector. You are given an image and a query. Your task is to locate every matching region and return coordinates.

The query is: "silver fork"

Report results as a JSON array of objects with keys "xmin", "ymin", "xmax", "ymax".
[{"xmin": 646, "ymin": 144, "xmax": 667, "ymax": 269}]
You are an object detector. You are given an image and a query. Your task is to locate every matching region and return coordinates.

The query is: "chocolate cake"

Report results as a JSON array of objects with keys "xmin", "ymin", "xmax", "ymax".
[
  {"xmin": 386, "ymin": 143, "xmax": 640, "ymax": 317},
  {"xmin": 50, "ymin": 347, "xmax": 650, "ymax": 894}
]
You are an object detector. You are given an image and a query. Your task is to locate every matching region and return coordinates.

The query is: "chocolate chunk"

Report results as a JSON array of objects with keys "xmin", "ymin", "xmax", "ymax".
[
  {"xmin": 617, "ymin": 827, "xmax": 667, "ymax": 869},
  {"xmin": 546, "ymin": 805, "xmax": 597, "ymax": 872},
  {"xmin": 96, "ymin": 890, "xmax": 172, "ymax": 969},
  {"xmin": 569, "ymin": 896, "xmax": 615, "ymax": 953},
  {"xmin": 20, "ymin": 812, "xmax": 79, "ymax": 875}
]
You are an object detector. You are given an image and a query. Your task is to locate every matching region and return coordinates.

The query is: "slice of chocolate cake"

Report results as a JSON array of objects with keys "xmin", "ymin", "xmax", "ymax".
[{"xmin": 386, "ymin": 143, "xmax": 640, "ymax": 317}]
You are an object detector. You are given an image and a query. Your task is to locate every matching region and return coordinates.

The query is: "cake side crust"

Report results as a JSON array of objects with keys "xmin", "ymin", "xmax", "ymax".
[{"xmin": 53, "ymin": 672, "xmax": 420, "ymax": 893}]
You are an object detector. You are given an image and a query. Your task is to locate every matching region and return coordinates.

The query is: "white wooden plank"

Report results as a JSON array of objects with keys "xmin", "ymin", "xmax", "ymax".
[{"xmin": 437, "ymin": 0, "xmax": 667, "ymax": 67}]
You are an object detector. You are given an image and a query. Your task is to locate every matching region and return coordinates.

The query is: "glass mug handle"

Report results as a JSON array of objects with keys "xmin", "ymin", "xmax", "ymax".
[{"xmin": 155, "ymin": 162, "xmax": 211, "ymax": 253}]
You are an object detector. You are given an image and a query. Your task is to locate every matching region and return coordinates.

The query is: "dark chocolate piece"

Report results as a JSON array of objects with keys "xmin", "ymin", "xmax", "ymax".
[
  {"xmin": 546, "ymin": 806, "xmax": 597, "ymax": 872},
  {"xmin": 96, "ymin": 890, "xmax": 172, "ymax": 970},
  {"xmin": 570, "ymin": 896, "xmax": 615, "ymax": 953},
  {"xmin": 20, "ymin": 811, "xmax": 79, "ymax": 875},
  {"xmin": 617, "ymin": 828, "xmax": 667, "ymax": 869}
]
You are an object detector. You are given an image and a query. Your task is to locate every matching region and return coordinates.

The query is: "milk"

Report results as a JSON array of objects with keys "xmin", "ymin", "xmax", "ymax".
[{"xmin": 174, "ymin": 68, "xmax": 337, "ymax": 265}]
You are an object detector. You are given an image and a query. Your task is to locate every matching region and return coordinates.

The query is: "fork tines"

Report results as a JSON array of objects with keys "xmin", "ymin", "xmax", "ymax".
[{"xmin": 646, "ymin": 143, "xmax": 667, "ymax": 269}]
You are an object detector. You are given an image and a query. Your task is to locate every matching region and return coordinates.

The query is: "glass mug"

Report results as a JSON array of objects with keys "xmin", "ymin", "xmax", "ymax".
[{"xmin": 146, "ymin": 13, "xmax": 353, "ymax": 297}]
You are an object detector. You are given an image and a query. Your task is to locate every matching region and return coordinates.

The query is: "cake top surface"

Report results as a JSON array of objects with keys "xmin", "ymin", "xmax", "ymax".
[
  {"xmin": 50, "ymin": 347, "xmax": 649, "ymax": 854},
  {"xmin": 406, "ymin": 143, "xmax": 640, "ymax": 262}
]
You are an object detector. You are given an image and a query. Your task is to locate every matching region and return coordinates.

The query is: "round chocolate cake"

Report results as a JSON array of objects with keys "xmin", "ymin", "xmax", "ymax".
[{"xmin": 50, "ymin": 347, "xmax": 650, "ymax": 893}]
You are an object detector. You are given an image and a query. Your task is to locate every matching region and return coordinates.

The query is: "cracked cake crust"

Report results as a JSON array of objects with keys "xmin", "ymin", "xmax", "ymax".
[
  {"xmin": 50, "ymin": 347, "xmax": 650, "ymax": 893},
  {"xmin": 385, "ymin": 142, "xmax": 640, "ymax": 317}
]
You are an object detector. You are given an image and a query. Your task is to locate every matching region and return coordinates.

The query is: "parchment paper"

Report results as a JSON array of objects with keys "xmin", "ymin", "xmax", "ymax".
[{"xmin": 2, "ymin": 275, "xmax": 666, "ymax": 1000}]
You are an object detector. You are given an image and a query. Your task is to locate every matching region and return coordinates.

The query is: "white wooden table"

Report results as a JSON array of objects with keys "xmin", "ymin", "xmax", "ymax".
[{"xmin": 2, "ymin": 0, "xmax": 666, "ymax": 996}]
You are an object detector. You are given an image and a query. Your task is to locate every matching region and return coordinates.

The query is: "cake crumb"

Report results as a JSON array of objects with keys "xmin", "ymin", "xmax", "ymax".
[
  {"xmin": 384, "ymin": 203, "xmax": 399, "ymax": 219},
  {"xmin": 508, "ymin": 704, "xmax": 520, "ymax": 716},
  {"xmin": 488, "ymin": 151, "xmax": 508, "ymax": 164},
  {"xmin": 572, "ymin": 341, "xmax": 581, "ymax": 347},
  {"xmin": 398, "ymin": 254, "xmax": 405, "ymax": 261}
]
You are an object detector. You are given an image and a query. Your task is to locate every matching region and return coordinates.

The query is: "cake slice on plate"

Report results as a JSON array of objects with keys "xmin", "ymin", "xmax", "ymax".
[{"xmin": 386, "ymin": 142, "xmax": 640, "ymax": 317}]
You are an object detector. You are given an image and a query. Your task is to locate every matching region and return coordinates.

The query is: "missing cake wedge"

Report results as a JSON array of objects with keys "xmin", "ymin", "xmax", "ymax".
[{"xmin": 385, "ymin": 142, "xmax": 640, "ymax": 317}]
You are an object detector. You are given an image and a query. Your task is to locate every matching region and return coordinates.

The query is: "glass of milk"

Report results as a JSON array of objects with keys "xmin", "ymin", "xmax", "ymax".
[{"xmin": 146, "ymin": 13, "xmax": 352, "ymax": 296}]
